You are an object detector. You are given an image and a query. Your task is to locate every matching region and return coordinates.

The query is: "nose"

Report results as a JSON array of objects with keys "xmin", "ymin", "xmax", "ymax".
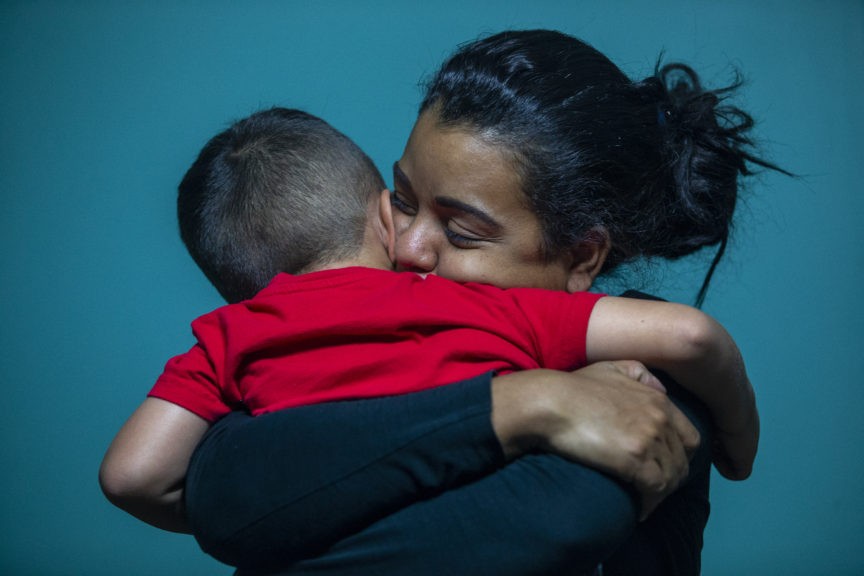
[{"xmin": 395, "ymin": 219, "xmax": 439, "ymax": 274}]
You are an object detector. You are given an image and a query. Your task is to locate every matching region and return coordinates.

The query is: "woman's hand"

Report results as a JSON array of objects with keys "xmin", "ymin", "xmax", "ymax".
[{"xmin": 491, "ymin": 361, "xmax": 700, "ymax": 518}]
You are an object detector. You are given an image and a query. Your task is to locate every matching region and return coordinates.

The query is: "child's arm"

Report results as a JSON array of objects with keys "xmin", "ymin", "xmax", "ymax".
[
  {"xmin": 99, "ymin": 397, "xmax": 210, "ymax": 533},
  {"xmin": 585, "ymin": 296, "xmax": 759, "ymax": 480}
]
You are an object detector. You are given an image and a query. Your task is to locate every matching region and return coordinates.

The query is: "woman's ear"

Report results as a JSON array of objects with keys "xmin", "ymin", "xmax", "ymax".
[
  {"xmin": 565, "ymin": 229, "xmax": 610, "ymax": 293},
  {"xmin": 376, "ymin": 189, "xmax": 396, "ymax": 262}
]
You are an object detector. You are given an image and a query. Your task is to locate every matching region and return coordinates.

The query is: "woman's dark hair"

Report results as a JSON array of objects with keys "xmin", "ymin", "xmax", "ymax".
[{"xmin": 421, "ymin": 29, "xmax": 783, "ymax": 305}]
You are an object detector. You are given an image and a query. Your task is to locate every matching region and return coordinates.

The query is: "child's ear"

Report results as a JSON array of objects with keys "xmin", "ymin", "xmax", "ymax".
[
  {"xmin": 565, "ymin": 228, "xmax": 610, "ymax": 293},
  {"xmin": 377, "ymin": 189, "xmax": 396, "ymax": 262}
]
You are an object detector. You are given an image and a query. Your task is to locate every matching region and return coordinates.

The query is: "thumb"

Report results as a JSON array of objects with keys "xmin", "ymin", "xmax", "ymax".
[{"xmin": 608, "ymin": 360, "xmax": 666, "ymax": 393}]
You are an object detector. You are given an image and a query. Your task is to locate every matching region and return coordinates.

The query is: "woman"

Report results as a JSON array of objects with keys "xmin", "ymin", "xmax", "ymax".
[
  {"xmin": 105, "ymin": 29, "xmax": 773, "ymax": 575},
  {"xmin": 197, "ymin": 28, "xmax": 769, "ymax": 574}
]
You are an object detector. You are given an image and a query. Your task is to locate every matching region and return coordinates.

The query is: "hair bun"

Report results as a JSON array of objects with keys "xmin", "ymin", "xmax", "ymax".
[{"xmin": 645, "ymin": 62, "xmax": 785, "ymax": 305}]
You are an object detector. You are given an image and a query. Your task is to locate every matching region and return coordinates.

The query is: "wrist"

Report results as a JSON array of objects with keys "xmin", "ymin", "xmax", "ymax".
[{"xmin": 490, "ymin": 370, "xmax": 559, "ymax": 459}]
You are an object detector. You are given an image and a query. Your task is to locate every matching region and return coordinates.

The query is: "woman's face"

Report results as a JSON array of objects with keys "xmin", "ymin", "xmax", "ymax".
[{"xmin": 392, "ymin": 110, "xmax": 579, "ymax": 291}]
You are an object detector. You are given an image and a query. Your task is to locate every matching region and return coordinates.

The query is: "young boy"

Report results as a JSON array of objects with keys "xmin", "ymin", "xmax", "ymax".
[{"xmin": 103, "ymin": 107, "xmax": 754, "ymax": 569}]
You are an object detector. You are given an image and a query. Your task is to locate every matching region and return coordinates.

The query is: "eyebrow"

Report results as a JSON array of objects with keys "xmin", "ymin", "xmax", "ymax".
[
  {"xmin": 393, "ymin": 162, "xmax": 502, "ymax": 231},
  {"xmin": 434, "ymin": 196, "xmax": 501, "ymax": 231}
]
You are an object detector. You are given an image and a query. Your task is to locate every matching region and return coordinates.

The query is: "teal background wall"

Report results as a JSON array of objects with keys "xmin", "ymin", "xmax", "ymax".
[{"xmin": 1, "ymin": 1, "xmax": 862, "ymax": 574}]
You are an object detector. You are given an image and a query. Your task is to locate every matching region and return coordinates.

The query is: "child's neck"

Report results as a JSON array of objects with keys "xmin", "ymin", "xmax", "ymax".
[{"xmin": 303, "ymin": 247, "xmax": 394, "ymax": 275}]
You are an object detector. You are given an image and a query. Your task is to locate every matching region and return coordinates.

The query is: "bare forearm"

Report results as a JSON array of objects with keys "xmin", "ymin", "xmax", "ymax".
[
  {"xmin": 99, "ymin": 398, "xmax": 210, "ymax": 533},
  {"xmin": 656, "ymin": 314, "xmax": 759, "ymax": 479},
  {"xmin": 586, "ymin": 296, "xmax": 758, "ymax": 479},
  {"xmin": 102, "ymin": 480, "xmax": 190, "ymax": 533},
  {"xmin": 655, "ymin": 312, "xmax": 755, "ymax": 437}
]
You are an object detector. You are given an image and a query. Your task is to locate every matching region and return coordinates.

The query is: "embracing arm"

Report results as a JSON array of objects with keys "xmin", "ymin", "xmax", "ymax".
[
  {"xmin": 187, "ymin": 361, "xmax": 697, "ymax": 571},
  {"xmin": 586, "ymin": 296, "xmax": 759, "ymax": 480},
  {"xmin": 99, "ymin": 363, "xmax": 697, "ymax": 569},
  {"xmin": 494, "ymin": 360, "xmax": 698, "ymax": 517},
  {"xmin": 256, "ymin": 368, "xmax": 710, "ymax": 576},
  {"xmin": 99, "ymin": 397, "xmax": 209, "ymax": 533}
]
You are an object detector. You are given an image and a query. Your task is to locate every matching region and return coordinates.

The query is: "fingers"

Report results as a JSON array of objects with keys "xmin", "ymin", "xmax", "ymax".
[
  {"xmin": 607, "ymin": 360, "xmax": 666, "ymax": 393},
  {"xmin": 601, "ymin": 361, "xmax": 695, "ymax": 504},
  {"xmin": 606, "ymin": 360, "xmax": 700, "ymax": 456},
  {"xmin": 669, "ymin": 400, "xmax": 701, "ymax": 458},
  {"xmin": 627, "ymin": 399, "xmax": 692, "ymax": 519}
]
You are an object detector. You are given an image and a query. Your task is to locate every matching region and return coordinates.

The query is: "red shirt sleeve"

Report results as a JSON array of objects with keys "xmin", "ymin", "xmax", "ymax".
[
  {"xmin": 147, "ymin": 312, "xmax": 236, "ymax": 422},
  {"xmin": 506, "ymin": 289, "xmax": 606, "ymax": 371}
]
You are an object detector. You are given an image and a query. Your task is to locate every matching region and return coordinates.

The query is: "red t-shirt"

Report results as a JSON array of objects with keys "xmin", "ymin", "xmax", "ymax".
[{"xmin": 148, "ymin": 267, "xmax": 604, "ymax": 421}]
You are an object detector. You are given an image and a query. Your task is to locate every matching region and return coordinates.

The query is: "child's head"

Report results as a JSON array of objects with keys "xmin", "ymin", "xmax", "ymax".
[{"xmin": 178, "ymin": 107, "xmax": 386, "ymax": 303}]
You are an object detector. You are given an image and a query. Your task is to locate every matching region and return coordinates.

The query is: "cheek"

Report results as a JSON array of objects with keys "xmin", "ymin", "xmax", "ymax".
[
  {"xmin": 486, "ymin": 257, "xmax": 571, "ymax": 291},
  {"xmin": 436, "ymin": 251, "xmax": 513, "ymax": 286},
  {"xmin": 520, "ymin": 267, "xmax": 569, "ymax": 291},
  {"xmin": 392, "ymin": 211, "xmax": 412, "ymax": 237}
]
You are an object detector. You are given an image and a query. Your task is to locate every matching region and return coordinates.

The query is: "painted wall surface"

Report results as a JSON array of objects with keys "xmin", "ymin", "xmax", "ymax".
[{"xmin": 1, "ymin": 1, "xmax": 862, "ymax": 574}]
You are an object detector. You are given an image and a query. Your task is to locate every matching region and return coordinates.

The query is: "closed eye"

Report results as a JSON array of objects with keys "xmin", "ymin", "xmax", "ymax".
[
  {"xmin": 443, "ymin": 216, "xmax": 491, "ymax": 248},
  {"xmin": 390, "ymin": 189, "xmax": 416, "ymax": 215},
  {"xmin": 444, "ymin": 227, "xmax": 483, "ymax": 248}
]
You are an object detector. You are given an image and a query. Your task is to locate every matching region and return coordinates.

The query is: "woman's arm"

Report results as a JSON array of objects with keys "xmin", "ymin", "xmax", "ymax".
[
  {"xmin": 603, "ymin": 373, "xmax": 713, "ymax": 576},
  {"xmin": 100, "ymin": 363, "xmax": 698, "ymax": 570},
  {"xmin": 186, "ymin": 362, "xmax": 697, "ymax": 569},
  {"xmin": 100, "ymin": 360, "xmax": 696, "ymax": 539},
  {"xmin": 220, "ymin": 363, "xmax": 705, "ymax": 576},
  {"xmin": 492, "ymin": 361, "xmax": 697, "ymax": 517},
  {"xmin": 187, "ymin": 372, "xmax": 504, "ymax": 569},
  {"xmin": 258, "ymin": 373, "xmax": 712, "ymax": 576},
  {"xmin": 245, "ymin": 452, "xmax": 639, "ymax": 576},
  {"xmin": 586, "ymin": 296, "xmax": 759, "ymax": 480}
]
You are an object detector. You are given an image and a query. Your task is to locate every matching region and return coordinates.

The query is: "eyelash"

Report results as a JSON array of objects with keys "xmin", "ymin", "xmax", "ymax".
[
  {"xmin": 390, "ymin": 189, "xmax": 416, "ymax": 215},
  {"xmin": 444, "ymin": 228, "xmax": 482, "ymax": 248},
  {"xmin": 391, "ymin": 189, "xmax": 482, "ymax": 248}
]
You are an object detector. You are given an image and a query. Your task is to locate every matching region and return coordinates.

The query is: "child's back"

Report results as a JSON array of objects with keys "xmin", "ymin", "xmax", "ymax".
[{"xmin": 149, "ymin": 266, "xmax": 603, "ymax": 419}]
